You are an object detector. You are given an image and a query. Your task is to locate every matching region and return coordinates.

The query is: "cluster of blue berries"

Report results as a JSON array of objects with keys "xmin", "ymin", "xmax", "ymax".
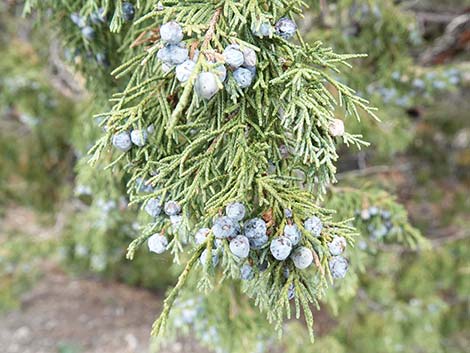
[
  {"xmin": 71, "ymin": 2, "xmax": 135, "ymax": 27},
  {"xmin": 357, "ymin": 206, "xmax": 396, "ymax": 241},
  {"xmin": 156, "ymin": 21, "xmax": 189, "ymax": 72},
  {"xmin": 273, "ymin": 18, "xmax": 298, "ymax": 39},
  {"xmin": 69, "ymin": 8, "xmax": 109, "ymax": 65},
  {"xmin": 171, "ymin": 297, "xmax": 200, "ymax": 328},
  {"xmin": 146, "ymin": 201, "xmax": 349, "ymax": 288},
  {"xmin": 251, "ymin": 17, "xmax": 297, "ymax": 40},
  {"xmin": 112, "ymin": 125, "xmax": 154, "ymax": 152},
  {"xmin": 146, "ymin": 199, "xmax": 183, "ymax": 254},
  {"xmin": 69, "ymin": 4, "xmax": 134, "ymax": 66},
  {"xmin": 155, "ymin": 17, "xmax": 297, "ymax": 100},
  {"xmin": 155, "ymin": 21, "xmax": 257, "ymax": 99},
  {"xmin": 170, "ymin": 296, "xmax": 226, "ymax": 348},
  {"xmin": 135, "ymin": 177, "xmax": 154, "ymax": 194},
  {"xmin": 367, "ymin": 68, "xmax": 461, "ymax": 108},
  {"xmin": 409, "ymin": 69, "xmax": 461, "ymax": 90},
  {"xmin": 70, "ymin": 7, "xmax": 109, "ymax": 39}
]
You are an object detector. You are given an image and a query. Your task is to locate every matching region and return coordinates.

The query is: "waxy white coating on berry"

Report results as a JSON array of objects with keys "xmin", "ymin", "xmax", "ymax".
[
  {"xmin": 70, "ymin": 13, "xmax": 86, "ymax": 28},
  {"xmin": 249, "ymin": 234, "xmax": 268, "ymax": 249},
  {"xmin": 240, "ymin": 264, "xmax": 254, "ymax": 280},
  {"xmin": 291, "ymin": 246, "xmax": 314, "ymax": 269},
  {"xmin": 157, "ymin": 44, "xmax": 188, "ymax": 65},
  {"xmin": 328, "ymin": 236, "xmax": 347, "ymax": 255},
  {"xmin": 304, "ymin": 216, "xmax": 323, "ymax": 237},
  {"xmin": 233, "ymin": 67, "xmax": 254, "ymax": 88},
  {"xmin": 229, "ymin": 235, "xmax": 250, "ymax": 259},
  {"xmin": 81, "ymin": 26, "xmax": 95, "ymax": 40},
  {"xmin": 284, "ymin": 208, "xmax": 293, "ymax": 218},
  {"xmin": 130, "ymin": 129, "xmax": 148, "ymax": 146},
  {"xmin": 160, "ymin": 21, "xmax": 184, "ymax": 44},
  {"xmin": 244, "ymin": 218, "xmax": 267, "ymax": 239},
  {"xmin": 372, "ymin": 224, "xmax": 388, "ymax": 239},
  {"xmin": 200, "ymin": 249, "xmax": 219, "ymax": 267},
  {"xmin": 194, "ymin": 228, "xmax": 210, "ymax": 245},
  {"xmin": 212, "ymin": 216, "xmax": 237, "ymax": 239},
  {"xmin": 144, "ymin": 198, "xmax": 161, "ymax": 217},
  {"xmin": 214, "ymin": 63, "xmax": 227, "ymax": 82},
  {"xmin": 242, "ymin": 47, "xmax": 257, "ymax": 67},
  {"xmin": 175, "ymin": 60, "xmax": 196, "ymax": 83},
  {"xmin": 170, "ymin": 214, "xmax": 183, "ymax": 228},
  {"xmin": 329, "ymin": 255, "xmax": 348, "ymax": 278},
  {"xmin": 226, "ymin": 202, "xmax": 246, "ymax": 221},
  {"xmin": 122, "ymin": 2, "xmax": 135, "ymax": 22},
  {"xmin": 223, "ymin": 45, "xmax": 244, "ymax": 68},
  {"xmin": 112, "ymin": 131, "xmax": 132, "ymax": 152},
  {"xmin": 251, "ymin": 22, "xmax": 273, "ymax": 38},
  {"xmin": 164, "ymin": 200, "xmax": 181, "ymax": 216},
  {"xmin": 283, "ymin": 224, "xmax": 302, "ymax": 246},
  {"xmin": 214, "ymin": 238, "xmax": 224, "ymax": 248},
  {"xmin": 147, "ymin": 234, "xmax": 168, "ymax": 254},
  {"xmin": 95, "ymin": 53, "xmax": 108, "ymax": 66},
  {"xmin": 275, "ymin": 18, "xmax": 297, "ymax": 39},
  {"xmin": 329, "ymin": 119, "xmax": 345, "ymax": 137},
  {"xmin": 90, "ymin": 8, "xmax": 106, "ymax": 24},
  {"xmin": 270, "ymin": 236, "xmax": 292, "ymax": 260},
  {"xmin": 136, "ymin": 178, "xmax": 153, "ymax": 193},
  {"xmin": 195, "ymin": 72, "xmax": 219, "ymax": 99}
]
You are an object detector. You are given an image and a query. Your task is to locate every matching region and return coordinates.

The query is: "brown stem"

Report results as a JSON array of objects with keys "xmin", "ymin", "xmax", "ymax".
[
  {"xmin": 130, "ymin": 29, "xmax": 160, "ymax": 48},
  {"xmin": 202, "ymin": 7, "xmax": 223, "ymax": 50}
]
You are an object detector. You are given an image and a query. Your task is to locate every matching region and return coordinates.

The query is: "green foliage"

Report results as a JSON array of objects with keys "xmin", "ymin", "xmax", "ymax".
[
  {"xmin": 62, "ymin": 163, "xmax": 176, "ymax": 288},
  {"xmin": 331, "ymin": 239, "xmax": 469, "ymax": 353},
  {"xmin": 304, "ymin": 0, "xmax": 462, "ymax": 158},
  {"xmin": 89, "ymin": 1, "xmax": 381, "ymax": 339},
  {"xmin": 327, "ymin": 186, "xmax": 425, "ymax": 248},
  {"xmin": 156, "ymin": 282, "xmax": 276, "ymax": 353},
  {"xmin": 0, "ymin": 31, "xmax": 76, "ymax": 211},
  {"xmin": 24, "ymin": 0, "xmax": 154, "ymax": 98},
  {"xmin": 19, "ymin": 0, "xmax": 430, "ymax": 345},
  {"xmin": 236, "ymin": 234, "xmax": 467, "ymax": 353},
  {"xmin": 0, "ymin": 227, "xmax": 55, "ymax": 312},
  {"xmin": 12, "ymin": 1, "xmax": 469, "ymax": 353}
]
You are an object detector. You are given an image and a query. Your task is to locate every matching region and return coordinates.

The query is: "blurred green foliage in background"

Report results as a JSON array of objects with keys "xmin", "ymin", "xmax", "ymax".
[{"xmin": 0, "ymin": 1, "xmax": 469, "ymax": 352}]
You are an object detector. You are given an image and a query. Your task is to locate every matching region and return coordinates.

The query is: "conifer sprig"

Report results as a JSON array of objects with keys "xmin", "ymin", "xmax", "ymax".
[
  {"xmin": 84, "ymin": 1, "xmax": 377, "ymax": 339},
  {"xmin": 25, "ymin": 0, "xmax": 387, "ymax": 342}
]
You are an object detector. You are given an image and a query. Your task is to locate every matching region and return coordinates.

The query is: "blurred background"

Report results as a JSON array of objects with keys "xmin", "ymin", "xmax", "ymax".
[{"xmin": 0, "ymin": 0, "xmax": 469, "ymax": 353}]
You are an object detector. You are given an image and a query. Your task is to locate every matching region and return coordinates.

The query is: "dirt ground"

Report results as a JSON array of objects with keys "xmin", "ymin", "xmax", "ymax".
[{"xmin": 0, "ymin": 267, "xmax": 205, "ymax": 353}]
